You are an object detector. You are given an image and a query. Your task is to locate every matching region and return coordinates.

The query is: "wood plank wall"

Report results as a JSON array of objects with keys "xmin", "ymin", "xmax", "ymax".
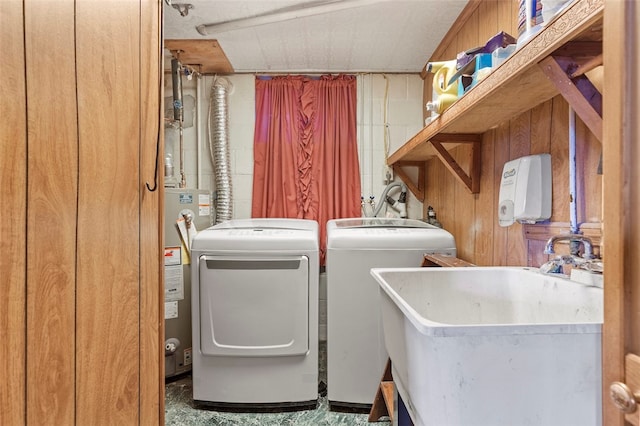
[
  {"xmin": 601, "ymin": 1, "xmax": 635, "ymax": 424},
  {"xmin": 140, "ymin": 0, "xmax": 165, "ymax": 423},
  {"xmin": 0, "ymin": 0, "xmax": 27, "ymax": 424},
  {"xmin": 422, "ymin": 0, "xmax": 602, "ymax": 266},
  {"xmin": 76, "ymin": 3, "xmax": 142, "ymax": 423},
  {"xmin": 1, "ymin": 1, "xmax": 163, "ymax": 424},
  {"xmin": 25, "ymin": 1, "xmax": 78, "ymax": 423}
]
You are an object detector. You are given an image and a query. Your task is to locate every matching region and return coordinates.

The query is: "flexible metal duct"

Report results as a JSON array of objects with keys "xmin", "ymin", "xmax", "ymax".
[{"xmin": 208, "ymin": 77, "xmax": 233, "ymax": 223}]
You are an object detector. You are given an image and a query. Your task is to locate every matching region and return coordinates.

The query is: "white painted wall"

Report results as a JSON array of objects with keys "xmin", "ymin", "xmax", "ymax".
[{"xmin": 164, "ymin": 73, "xmax": 424, "ymax": 220}]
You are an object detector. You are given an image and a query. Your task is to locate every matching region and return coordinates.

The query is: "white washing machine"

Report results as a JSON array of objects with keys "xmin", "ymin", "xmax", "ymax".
[
  {"xmin": 191, "ymin": 218, "xmax": 319, "ymax": 410},
  {"xmin": 326, "ymin": 218, "xmax": 456, "ymax": 409}
]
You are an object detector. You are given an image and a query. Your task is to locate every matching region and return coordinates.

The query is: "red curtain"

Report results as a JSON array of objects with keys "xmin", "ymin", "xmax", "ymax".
[{"xmin": 252, "ymin": 75, "xmax": 361, "ymax": 263}]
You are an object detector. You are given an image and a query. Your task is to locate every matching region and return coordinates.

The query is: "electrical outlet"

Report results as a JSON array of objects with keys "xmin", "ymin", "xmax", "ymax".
[
  {"xmin": 384, "ymin": 166, "xmax": 393, "ymax": 184},
  {"xmin": 183, "ymin": 348, "xmax": 192, "ymax": 365}
]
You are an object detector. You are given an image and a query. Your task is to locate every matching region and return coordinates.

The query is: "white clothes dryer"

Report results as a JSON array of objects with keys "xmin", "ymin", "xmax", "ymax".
[
  {"xmin": 326, "ymin": 218, "xmax": 456, "ymax": 409},
  {"xmin": 191, "ymin": 218, "xmax": 319, "ymax": 410}
]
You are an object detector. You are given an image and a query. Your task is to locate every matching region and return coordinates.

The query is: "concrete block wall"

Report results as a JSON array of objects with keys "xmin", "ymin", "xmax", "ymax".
[{"xmin": 357, "ymin": 74, "xmax": 424, "ymax": 220}]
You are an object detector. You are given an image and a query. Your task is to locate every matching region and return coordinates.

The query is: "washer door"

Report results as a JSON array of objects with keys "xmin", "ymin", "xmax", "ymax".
[{"xmin": 198, "ymin": 255, "xmax": 309, "ymax": 357}]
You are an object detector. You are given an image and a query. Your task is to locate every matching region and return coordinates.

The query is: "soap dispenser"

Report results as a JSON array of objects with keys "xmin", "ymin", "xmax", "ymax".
[{"xmin": 498, "ymin": 153, "xmax": 551, "ymax": 227}]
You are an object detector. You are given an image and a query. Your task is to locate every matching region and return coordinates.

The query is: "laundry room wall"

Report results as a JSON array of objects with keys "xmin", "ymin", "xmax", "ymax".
[
  {"xmin": 165, "ymin": 72, "xmax": 424, "ymax": 342},
  {"xmin": 164, "ymin": 73, "xmax": 425, "ymax": 221}
]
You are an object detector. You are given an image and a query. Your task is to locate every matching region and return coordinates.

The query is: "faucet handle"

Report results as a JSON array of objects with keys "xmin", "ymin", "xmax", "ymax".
[
  {"xmin": 559, "ymin": 255, "xmax": 579, "ymax": 265},
  {"xmin": 540, "ymin": 258, "xmax": 564, "ymax": 274}
]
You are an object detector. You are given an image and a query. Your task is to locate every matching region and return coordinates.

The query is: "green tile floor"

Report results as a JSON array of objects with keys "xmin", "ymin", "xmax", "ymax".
[{"xmin": 164, "ymin": 342, "xmax": 391, "ymax": 426}]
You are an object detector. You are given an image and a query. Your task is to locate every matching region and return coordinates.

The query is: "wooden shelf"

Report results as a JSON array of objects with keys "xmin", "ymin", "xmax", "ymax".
[
  {"xmin": 388, "ymin": 0, "xmax": 604, "ymax": 167},
  {"xmin": 165, "ymin": 39, "xmax": 234, "ymax": 74}
]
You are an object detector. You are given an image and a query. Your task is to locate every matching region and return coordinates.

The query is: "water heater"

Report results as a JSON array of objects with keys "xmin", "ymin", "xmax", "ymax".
[
  {"xmin": 164, "ymin": 188, "xmax": 213, "ymax": 378},
  {"xmin": 498, "ymin": 153, "xmax": 551, "ymax": 227}
]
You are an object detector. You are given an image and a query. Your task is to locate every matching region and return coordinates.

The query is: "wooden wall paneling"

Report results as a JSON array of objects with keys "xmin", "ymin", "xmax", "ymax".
[
  {"xmin": 478, "ymin": 0, "xmax": 499, "ymax": 42},
  {"xmin": 140, "ymin": 0, "xmax": 164, "ymax": 424},
  {"xmin": 75, "ymin": 1, "xmax": 141, "ymax": 423},
  {"xmin": 529, "ymin": 100, "xmax": 553, "ymax": 155},
  {"xmin": 24, "ymin": 1, "xmax": 78, "ymax": 423},
  {"xmin": 527, "ymin": 239, "xmax": 549, "ymax": 267},
  {"xmin": 424, "ymin": 159, "xmax": 439, "ymax": 219},
  {"xmin": 526, "ymin": 101, "xmax": 553, "ymax": 266},
  {"xmin": 452, "ymin": 145, "xmax": 476, "ymax": 261},
  {"xmin": 492, "ymin": 122, "xmax": 511, "ymax": 265},
  {"xmin": 576, "ymin": 117, "xmax": 602, "ymax": 224},
  {"xmin": 440, "ymin": 157, "xmax": 457, "ymax": 234},
  {"xmin": 470, "ymin": 0, "xmax": 499, "ymax": 266},
  {"xmin": 426, "ymin": 160, "xmax": 443, "ymax": 226},
  {"xmin": 602, "ymin": 1, "xmax": 628, "ymax": 423},
  {"xmin": 578, "ymin": 67, "xmax": 603, "ymax": 224},
  {"xmin": 426, "ymin": 157, "xmax": 450, "ymax": 230},
  {"xmin": 459, "ymin": 6, "xmax": 479, "ymax": 55},
  {"xmin": 625, "ymin": 0, "xmax": 640, "ymax": 406},
  {"xmin": 505, "ymin": 111, "xmax": 531, "ymax": 266},
  {"xmin": 421, "ymin": 0, "xmax": 604, "ymax": 270},
  {"xmin": 474, "ymin": 130, "xmax": 496, "ymax": 266},
  {"xmin": 508, "ymin": 109, "xmax": 532, "ymax": 160},
  {"xmin": 453, "ymin": 0, "xmax": 478, "ymax": 226},
  {"xmin": 420, "ymin": 1, "xmax": 604, "ymax": 270},
  {"xmin": 439, "ymin": 5, "xmax": 461, "ymax": 62},
  {"xmin": 430, "ymin": 11, "xmax": 469, "ymax": 236},
  {"xmin": 497, "ymin": 0, "xmax": 518, "ymax": 38},
  {"xmin": 0, "ymin": 0, "xmax": 27, "ymax": 424},
  {"xmin": 549, "ymin": 97, "xmax": 570, "ymax": 221}
]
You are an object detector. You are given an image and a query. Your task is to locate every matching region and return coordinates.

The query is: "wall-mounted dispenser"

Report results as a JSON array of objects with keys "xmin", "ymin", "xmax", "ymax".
[{"xmin": 498, "ymin": 153, "xmax": 551, "ymax": 227}]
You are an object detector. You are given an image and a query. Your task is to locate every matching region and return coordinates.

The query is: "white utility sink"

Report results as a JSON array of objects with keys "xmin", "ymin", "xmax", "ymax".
[{"xmin": 371, "ymin": 266, "xmax": 603, "ymax": 426}]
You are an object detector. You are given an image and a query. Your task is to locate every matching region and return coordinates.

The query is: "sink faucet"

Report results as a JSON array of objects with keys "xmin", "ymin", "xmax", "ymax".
[{"xmin": 544, "ymin": 234, "xmax": 594, "ymax": 259}]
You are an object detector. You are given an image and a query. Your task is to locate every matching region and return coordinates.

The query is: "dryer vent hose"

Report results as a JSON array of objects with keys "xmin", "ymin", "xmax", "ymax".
[{"xmin": 208, "ymin": 77, "xmax": 233, "ymax": 223}]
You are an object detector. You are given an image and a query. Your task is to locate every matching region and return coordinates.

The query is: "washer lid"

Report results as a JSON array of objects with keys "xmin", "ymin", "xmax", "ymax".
[
  {"xmin": 326, "ymin": 218, "xmax": 456, "ymax": 250},
  {"xmin": 328, "ymin": 217, "xmax": 434, "ymax": 229}
]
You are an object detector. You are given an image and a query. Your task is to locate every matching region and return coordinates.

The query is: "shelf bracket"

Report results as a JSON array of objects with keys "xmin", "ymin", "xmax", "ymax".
[
  {"xmin": 430, "ymin": 133, "xmax": 482, "ymax": 194},
  {"xmin": 538, "ymin": 55, "xmax": 603, "ymax": 141},
  {"xmin": 393, "ymin": 161, "xmax": 425, "ymax": 202},
  {"xmin": 368, "ymin": 358, "xmax": 394, "ymax": 423}
]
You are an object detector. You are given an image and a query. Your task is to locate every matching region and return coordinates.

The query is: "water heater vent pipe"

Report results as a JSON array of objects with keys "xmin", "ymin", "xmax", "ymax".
[{"xmin": 171, "ymin": 58, "xmax": 186, "ymax": 188}]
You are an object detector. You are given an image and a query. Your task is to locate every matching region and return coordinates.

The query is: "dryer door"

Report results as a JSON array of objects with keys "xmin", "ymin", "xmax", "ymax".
[{"xmin": 198, "ymin": 255, "xmax": 309, "ymax": 357}]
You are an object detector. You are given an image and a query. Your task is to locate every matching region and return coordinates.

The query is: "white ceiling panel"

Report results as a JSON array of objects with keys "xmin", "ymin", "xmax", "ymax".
[{"xmin": 163, "ymin": 0, "xmax": 468, "ymax": 73}]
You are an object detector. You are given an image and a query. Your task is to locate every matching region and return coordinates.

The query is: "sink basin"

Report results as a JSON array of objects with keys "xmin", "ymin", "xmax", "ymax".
[{"xmin": 371, "ymin": 266, "xmax": 603, "ymax": 426}]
